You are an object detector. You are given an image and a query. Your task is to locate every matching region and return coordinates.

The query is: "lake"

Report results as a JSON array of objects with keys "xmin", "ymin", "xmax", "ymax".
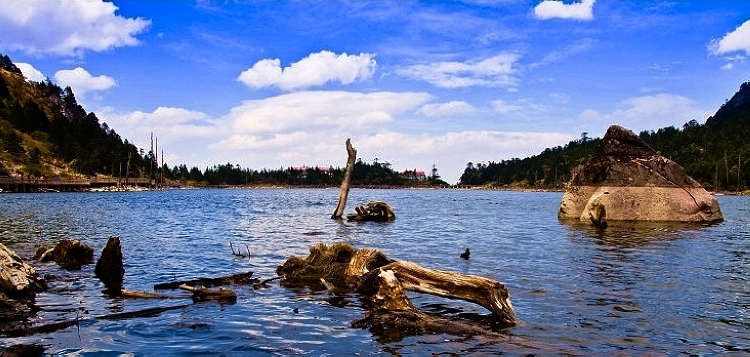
[{"xmin": 0, "ymin": 189, "xmax": 748, "ymax": 354}]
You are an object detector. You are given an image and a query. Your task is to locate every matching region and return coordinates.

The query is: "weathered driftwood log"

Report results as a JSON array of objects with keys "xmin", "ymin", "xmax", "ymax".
[
  {"xmin": 347, "ymin": 201, "xmax": 396, "ymax": 222},
  {"xmin": 277, "ymin": 243, "xmax": 518, "ymax": 335},
  {"xmin": 38, "ymin": 239, "xmax": 94, "ymax": 270},
  {"xmin": 359, "ymin": 261, "xmax": 516, "ymax": 323},
  {"xmin": 153, "ymin": 271, "xmax": 256, "ymax": 290},
  {"xmin": 178, "ymin": 284, "xmax": 237, "ymax": 303},
  {"xmin": 95, "ymin": 236, "xmax": 125, "ymax": 292},
  {"xmin": 332, "ymin": 138, "xmax": 357, "ymax": 219},
  {"xmin": 351, "ymin": 269, "xmax": 496, "ymax": 338}
]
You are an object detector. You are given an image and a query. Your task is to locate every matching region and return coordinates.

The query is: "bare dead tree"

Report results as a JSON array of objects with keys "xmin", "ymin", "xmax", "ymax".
[{"xmin": 332, "ymin": 139, "xmax": 357, "ymax": 219}]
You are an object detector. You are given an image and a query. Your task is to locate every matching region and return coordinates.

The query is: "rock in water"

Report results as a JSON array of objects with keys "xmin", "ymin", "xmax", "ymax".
[
  {"xmin": 0, "ymin": 243, "xmax": 46, "ymax": 299},
  {"xmin": 558, "ymin": 125, "xmax": 723, "ymax": 223},
  {"xmin": 39, "ymin": 239, "xmax": 94, "ymax": 270}
]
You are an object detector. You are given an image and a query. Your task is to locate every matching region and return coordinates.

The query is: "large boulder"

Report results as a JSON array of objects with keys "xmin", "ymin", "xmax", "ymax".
[{"xmin": 558, "ymin": 125, "xmax": 723, "ymax": 223}]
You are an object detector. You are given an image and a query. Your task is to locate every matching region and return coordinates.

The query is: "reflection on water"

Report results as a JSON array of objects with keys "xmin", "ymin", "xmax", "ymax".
[{"xmin": 0, "ymin": 189, "xmax": 748, "ymax": 354}]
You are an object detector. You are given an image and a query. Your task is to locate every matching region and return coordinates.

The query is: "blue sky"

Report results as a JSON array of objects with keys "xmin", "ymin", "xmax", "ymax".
[{"xmin": 1, "ymin": 0, "xmax": 749, "ymax": 183}]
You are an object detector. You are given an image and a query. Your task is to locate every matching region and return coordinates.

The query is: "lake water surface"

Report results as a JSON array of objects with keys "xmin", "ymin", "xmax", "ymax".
[{"xmin": 0, "ymin": 189, "xmax": 748, "ymax": 354}]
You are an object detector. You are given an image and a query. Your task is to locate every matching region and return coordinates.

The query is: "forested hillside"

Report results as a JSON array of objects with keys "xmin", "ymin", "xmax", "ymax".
[
  {"xmin": 460, "ymin": 82, "xmax": 750, "ymax": 192},
  {"xmin": 0, "ymin": 55, "xmax": 152, "ymax": 180}
]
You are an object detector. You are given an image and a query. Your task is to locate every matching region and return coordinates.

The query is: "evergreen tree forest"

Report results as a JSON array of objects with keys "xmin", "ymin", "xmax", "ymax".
[{"xmin": 460, "ymin": 82, "xmax": 750, "ymax": 192}]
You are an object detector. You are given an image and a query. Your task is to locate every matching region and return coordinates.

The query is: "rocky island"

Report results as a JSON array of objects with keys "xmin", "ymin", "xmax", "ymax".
[{"xmin": 558, "ymin": 125, "xmax": 723, "ymax": 224}]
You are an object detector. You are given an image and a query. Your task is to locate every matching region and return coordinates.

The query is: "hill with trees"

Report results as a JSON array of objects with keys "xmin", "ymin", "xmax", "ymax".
[
  {"xmin": 0, "ymin": 54, "xmax": 448, "ymax": 188},
  {"xmin": 460, "ymin": 82, "xmax": 750, "ymax": 192}
]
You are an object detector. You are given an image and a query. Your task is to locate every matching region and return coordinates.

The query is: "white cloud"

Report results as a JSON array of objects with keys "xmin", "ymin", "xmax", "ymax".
[
  {"xmin": 534, "ymin": 0, "xmax": 595, "ymax": 21},
  {"xmin": 395, "ymin": 53, "xmax": 521, "ymax": 89},
  {"xmin": 54, "ymin": 67, "xmax": 116, "ymax": 96},
  {"xmin": 0, "ymin": 0, "xmax": 150, "ymax": 57},
  {"xmin": 579, "ymin": 94, "xmax": 709, "ymax": 134},
  {"xmin": 16, "ymin": 63, "xmax": 46, "ymax": 82},
  {"xmin": 237, "ymin": 50, "xmax": 377, "ymax": 91},
  {"xmin": 709, "ymin": 20, "xmax": 750, "ymax": 69},
  {"xmin": 709, "ymin": 20, "xmax": 750, "ymax": 56},
  {"xmin": 419, "ymin": 101, "xmax": 475, "ymax": 117},
  {"xmin": 99, "ymin": 89, "xmax": 573, "ymax": 184},
  {"xmin": 220, "ymin": 90, "xmax": 432, "ymax": 135},
  {"xmin": 491, "ymin": 99, "xmax": 523, "ymax": 114},
  {"xmin": 99, "ymin": 106, "xmax": 216, "ymax": 164}
]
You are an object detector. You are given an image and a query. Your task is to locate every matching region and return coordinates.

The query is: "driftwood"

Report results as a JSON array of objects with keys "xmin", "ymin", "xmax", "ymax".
[
  {"xmin": 120, "ymin": 289, "xmax": 171, "ymax": 299},
  {"xmin": 178, "ymin": 284, "xmax": 237, "ymax": 303},
  {"xmin": 347, "ymin": 201, "xmax": 395, "ymax": 222},
  {"xmin": 277, "ymin": 243, "xmax": 518, "ymax": 338},
  {"xmin": 331, "ymin": 138, "xmax": 357, "ymax": 219},
  {"xmin": 153, "ymin": 271, "xmax": 256, "ymax": 290}
]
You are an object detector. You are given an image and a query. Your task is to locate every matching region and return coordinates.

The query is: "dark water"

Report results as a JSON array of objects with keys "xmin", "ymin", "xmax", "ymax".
[{"xmin": 0, "ymin": 189, "xmax": 748, "ymax": 355}]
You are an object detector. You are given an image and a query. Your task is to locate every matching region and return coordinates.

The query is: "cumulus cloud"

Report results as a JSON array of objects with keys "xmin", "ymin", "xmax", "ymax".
[
  {"xmin": 237, "ymin": 50, "xmax": 377, "ymax": 91},
  {"xmin": 100, "ymin": 89, "xmax": 572, "ymax": 183},
  {"xmin": 0, "ymin": 0, "xmax": 150, "ymax": 56},
  {"xmin": 534, "ymin": 0, "xmax": 595, "ymax": 21},
  {"xmin": 16, "ymin": 63, "xmax": 46, "ymax": 82},
  {"xmin": 579, "ymin": 93, "xmax": 709, "ymax": 134},
  {"xmin": 708, "ymin": 20, "xmax": 750, "ymax": 69},
  {"xmin": 220, "ymin": 90, "xmax": 432, "ymax": 135},
  {"xmin": 418, "ymin": 101, "xmax": 475, "ymax": 117},
  {"xmin": 54, "ymin": 67, "xmax": 116, "ymax": 96},
  {"xmin": 395, "ymin": 53, "xmax": 521, "ymax": 89}
]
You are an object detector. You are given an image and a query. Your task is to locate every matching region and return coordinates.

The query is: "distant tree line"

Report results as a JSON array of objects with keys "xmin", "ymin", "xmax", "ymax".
[
  {"xmin": 157, "ymin": 158, "xmax": 447, "ymax": 187},
  {"xmin": 460, "ymin": 82, "xmax": 750, "ymax": 192}
]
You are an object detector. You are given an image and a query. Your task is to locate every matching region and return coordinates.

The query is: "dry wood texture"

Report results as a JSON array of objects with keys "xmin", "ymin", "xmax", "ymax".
[
  {"xmin": 331, "ymin": 139, "xmax": 357, "ymax": 219},
  {"xmin": 278, "ymin": 243, "xmax": 518, "ymax": 337}
]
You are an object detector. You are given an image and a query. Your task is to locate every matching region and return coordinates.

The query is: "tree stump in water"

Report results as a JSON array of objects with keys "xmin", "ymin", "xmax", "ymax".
[
  {"xmin": 332, "ymin": 139, "xmax": 357, "ymax": 219},
  {"xmin": 277, "ymin": 243, "xmax": 518, "ymax": 337},
  {"xmin": 95, "ymin": 236, "xmax": 125, "ymax": 294}
]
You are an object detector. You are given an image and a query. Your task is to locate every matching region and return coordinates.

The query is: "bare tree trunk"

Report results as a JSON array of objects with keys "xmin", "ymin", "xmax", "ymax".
[{"xmin": 332, "ymin": 139, "xmax": 357, "ymax": 219}]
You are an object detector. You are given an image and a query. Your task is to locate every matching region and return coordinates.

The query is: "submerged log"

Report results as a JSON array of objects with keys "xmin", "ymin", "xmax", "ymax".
[
  {"xmin": 346, "ymin": 201, "xmax": 395, "ymax": 222},
  {"xmin": 153, "ymin": 271, "xmax": 256, "ymax": 290},
  {"xmin": 278, "ymin": 243, "xmax": 518, "ymax": 337},
  {"xmin": 95, "ymin": 236, "xmax": 125, "ymax": 292},
  {"xmin": 120, "ymin": 289, "xmax": 171, "ymax": 299},
  {"xmin": 331, "ymin": 138, "xmax": 357, "ymax": 219},
  {"xmin": 178, "ymin": 284, "xmax": 237, "ymax": 303}
]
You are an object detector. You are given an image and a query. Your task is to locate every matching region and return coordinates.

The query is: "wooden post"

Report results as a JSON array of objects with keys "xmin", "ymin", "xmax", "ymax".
[{"xmin": 332, "ymin": 139, "xmax": 357, "ymax": 219}]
